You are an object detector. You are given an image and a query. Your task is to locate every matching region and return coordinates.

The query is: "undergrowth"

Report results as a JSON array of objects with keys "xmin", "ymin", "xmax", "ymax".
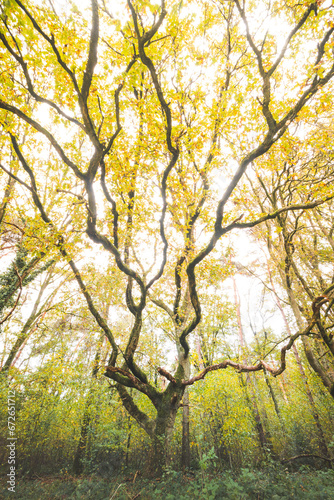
[{"xmin": 1, "ymin": 466, "xmax": 334, "ymax": 499}]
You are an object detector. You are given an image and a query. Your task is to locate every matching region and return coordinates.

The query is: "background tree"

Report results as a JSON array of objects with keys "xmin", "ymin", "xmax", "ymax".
[{"xmin": 240, "ymin": 132, "xmax": 334, "ymax": 399}]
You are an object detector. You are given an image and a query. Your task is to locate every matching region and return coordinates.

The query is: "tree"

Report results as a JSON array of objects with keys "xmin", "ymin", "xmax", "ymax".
[
  {"xmin": 240, "ymin": 134, "xmax": 334, "ymax": 399},
  {"xmin": 1, "ymin": 0, "xmax": 334, "ymax": 473}
]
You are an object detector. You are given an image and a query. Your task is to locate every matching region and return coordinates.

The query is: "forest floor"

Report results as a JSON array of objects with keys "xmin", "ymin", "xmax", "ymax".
[{"xmin": 1, "ymin": 466, "xmax": 334, "ymax": 499}]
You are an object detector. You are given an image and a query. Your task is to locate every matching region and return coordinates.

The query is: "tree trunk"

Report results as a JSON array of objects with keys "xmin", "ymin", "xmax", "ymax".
[
  {"xmin": 178, "ymin": 344, "xmax": 191, "ymax": 470},
  {"xmin": 292, "ymin": 343, "xmax": 330, "ymax": 459},
  {"xmin": 1, "ymin": 268, "xmax": 54, "ymax": 374},
  {"xmin": 116, "ymin": 371, "xmax": 185, "ymax": 476},
  {"xmin": 288, "ymin": 290, "xmax": 334, "ymax": 399},
  {"xmin": 233, "ymin": 277, "xmax": 270, "ymax": 453},
  {"xmin": 181, "ymin": 388, "xmax": 191, "ymax": 470},
  {"xmin": 73, "ymin": 401, "xmax": 92, "ymax": 475},
  {"xmin": 267, "ymin": 269, "xmax": 331, "ymax": 458},
  {"xmin": 73, "ymin": 337, "xmax": 104, "ymax": 475},
  {"xmin": 150, "ymin": 394, "xmax": 182, "ymax": 475},
  {"xmin": 264, "ymin": 369, "xmax": 283, "ymax": 423}
]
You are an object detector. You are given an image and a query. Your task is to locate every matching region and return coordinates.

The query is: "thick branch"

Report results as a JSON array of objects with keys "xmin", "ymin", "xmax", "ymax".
[
  {"xmin": 115, "ymin": 384, "xmax": 156, "ymax": 437},
  {"xmin": 227, "ymin": 195, "xmax": 334, "ymax": 232},
  {"xmin": 106, "ymin": 364, "xmax": 160, "ymax": 404},
  {"xmin": 157, "ymin": 367, "xmax": 176, "ymax": 384},
  {"xmin": 0, "ymin": 100, "xmax": 84, "ymax": 179},
  {"xmin": 127, "ymin": 2, "xmax": 179, "ymax": 290},
  {"xmin": 13, "ymin": 0, "xmax": 102, "ymax": 152},
  {"xmin": 146, "ymin": 151, "xmax": 179, "ymax": 290},
  {"xmin": 81, "ymin": 0, "xmax": 99, "ymax": 102},
  {"xmin": 68, "ymin": 258, "xmax": 118, "ymax": 363},
  {"xmin": 182, "ymin": 304, "xmax": 325, "ymax": 386},
  {"xmin": 149, "ymin": 295, "xmax": 174, "ymax": 319}
]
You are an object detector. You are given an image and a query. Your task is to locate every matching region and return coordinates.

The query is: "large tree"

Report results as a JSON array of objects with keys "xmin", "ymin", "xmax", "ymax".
[{"xmin": 1, "ymin": 0, "xmax": 334, "ymax": 472}]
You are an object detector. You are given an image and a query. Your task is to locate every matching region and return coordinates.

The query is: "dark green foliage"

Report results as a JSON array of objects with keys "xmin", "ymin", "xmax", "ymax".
[
  {"xmin": 1, "ymin": 468, "xmax": 334, "ymax": 499},
  {"xmin": 0, "ymin": 245, "xmax": 54, "ymax": 316}
]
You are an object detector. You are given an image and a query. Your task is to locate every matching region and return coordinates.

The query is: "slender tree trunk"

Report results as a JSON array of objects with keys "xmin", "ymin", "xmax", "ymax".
[
  {"xmin": 232, "ymin": 277, "xmax": 269, "ymax": 452},
  {"xmin": 289, "ymin": 292, "xmax": 334, "ymax": 395},
  {"xmin": 72, "ymin": 400, "xmax": 93, "ymax": 475},
  {"xmin": 254, "ymin": 328, "xmax": 285, "ymax": 424},
  {"xmin": 239, "ymin": 374, "xmax": 268, "ymax": 451},
  {"xmin": 2, "ymin": 320, "xmax": 36, "ymax": 373},
  {"xmin": 1, "ymin": 268, "xmax": 54, "ymax": 374},
  {"xmin": 277, "ymin": 374, "xmax": 289, "ymax": 403},
  {"xmin": 292, "ymin": 344, "xmax": 330, "ymax": 459},
  {"xmin": 125, "ymin": 417, "xmax": 132, "ymax": 468},
  {"xmin": 267, "ymin": 267, "xmax": 330, "ymax": 458},
  {"xmin": 73, "ymin": 337, "xmax": 104, "ymax": 475},
  {"xmin": 263, "ymin": 369, "xmax": 283, "ymax": 423}
]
